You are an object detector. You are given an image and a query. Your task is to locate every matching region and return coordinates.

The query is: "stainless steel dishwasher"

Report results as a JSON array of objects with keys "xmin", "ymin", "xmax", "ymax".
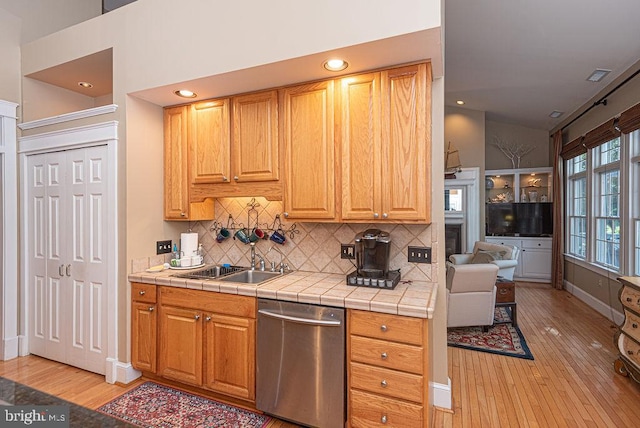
[{"xmin": 256, "ymin": 298, "xmax": 345, "ymax": 427}]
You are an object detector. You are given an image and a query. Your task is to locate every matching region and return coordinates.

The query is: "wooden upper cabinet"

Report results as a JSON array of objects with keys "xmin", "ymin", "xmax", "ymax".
[
  {"xmin": 232, "ymin": 90, "xmax": 279, "ymax": 182},
  {"xmin": 164, "ymin": 106, "xmax": 190, "ymax": 219},
  {"xmin": 340, "ymin": 72, "xmax": 381, "ymax": 220},
  {"xmin": 163, "ymin": 105, "xmax": 215, "ymax": 221},
  {"xmin": 380, "ymin": 63, "xmax": 431, "ymax": 223},
  {"xmin": 190, "ymin": 99, "xmax": 231, "ymax": 184},
  {"xmin": 281, "ymin": 80, "xmax": 336, "ymax": 220}
]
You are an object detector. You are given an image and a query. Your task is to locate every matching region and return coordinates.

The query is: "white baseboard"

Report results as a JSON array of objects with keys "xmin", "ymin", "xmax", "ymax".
[
  {"xmin": 105, "ymin": 358, "xmax": 141, "ymax": 385},
  {"xmin": 430, "ymin": 378, "xmax": 452, "ymax": 410},
  {"xmin": 564, "ymin": 280, "xmax": 624, "ymax": 325},
  {"xmin": 1, "ymin": 336, "xmax": 19, "ymax": 360}
]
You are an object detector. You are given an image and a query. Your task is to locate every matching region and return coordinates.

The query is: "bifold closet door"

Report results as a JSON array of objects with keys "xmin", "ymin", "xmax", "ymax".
[{"xmin": 27, "ymin": 146, "xmax": 109, "ymax": 375}]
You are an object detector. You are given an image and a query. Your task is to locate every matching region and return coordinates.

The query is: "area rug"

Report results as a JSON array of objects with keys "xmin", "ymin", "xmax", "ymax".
[
  {"xmin": 97, "ymin": 381, "xmax": 271, "ymax": 428},
  {"xmin": 447, "ymin": 307, "xmax": 534, "ymax": 360}
]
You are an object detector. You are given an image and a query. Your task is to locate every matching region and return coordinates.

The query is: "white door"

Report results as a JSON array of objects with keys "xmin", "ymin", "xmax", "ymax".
[{"xmin": 27, "ymin": 146, "xmax": 108, "ymax": 374}]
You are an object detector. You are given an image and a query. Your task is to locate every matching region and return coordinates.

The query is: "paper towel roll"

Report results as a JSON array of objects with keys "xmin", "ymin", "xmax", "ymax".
[{"xmin": 181, "ymin": 233, "xmax": 199, "ymax": 257}]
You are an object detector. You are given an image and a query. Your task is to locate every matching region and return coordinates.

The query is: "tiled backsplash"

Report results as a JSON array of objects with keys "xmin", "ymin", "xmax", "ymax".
[{"xmin": 133, "ymin": 197, "xmax": 439, "ymax": 284}]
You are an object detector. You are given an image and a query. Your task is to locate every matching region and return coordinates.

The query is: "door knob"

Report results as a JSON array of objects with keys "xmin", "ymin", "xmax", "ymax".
[
  {"xmin": 194, "ymin": 314, "xmax": 200, "ymax": 320},
  {"xmin": 148, "ymin": 307, "xmax": 154, "ymax": 312},
  {"xmin": 381, "ymin": 415, "xmax": 388, "ymax": 424},
  {"xmin": 222, "ymin": 176, "xmax": 229, "ymax": 182},
  {"xmin": 233, "ymin": 176, "xmax": 239, "ymax": 181},
  {"xmin": 205, "ymin": 316, "xmax": 211, "ymax": 321},
  {"xmin": 380, "ymin": 380, "xmax": 388, "ymax": 387},
  {"xmin": 381, "ymin": 352, "xmax": 388, "ymax": 360},
  {"xmin": 283, "ymin": 212, "xmax": 289, "ymax": 218},
  {"xmin": 139, "ymin": 290, "xmax": 146, "ymax": 296},
  {"xmin": 382, "ymin": 213, "xmax": 388, "ymax": 219},
  {"xmin": 373, "ymin": 213, "xmax": 379, "ymax": 219},
  {"xmin": 380, "ymin": 324, "xmax": 387, "ymax": 332}
]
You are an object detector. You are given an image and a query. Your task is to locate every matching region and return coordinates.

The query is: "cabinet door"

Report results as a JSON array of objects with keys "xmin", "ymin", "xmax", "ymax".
[
  {"xmin": 190, "ymin": 99, "xmax": 231, "ymax": 184},
  {"xmin": 131, "ymin": 301, "xmax": 157, "ymax": 373},
  {"xmin": 204, "ymin": 314, "xmax": 256, "ymax": 401},
  {"xmin": 340, "ymin": 72, "xmax": 381, "ymax": 220},
  {"xmin": 380, "ymin": 63, "xmax": 430, "ymax": 222},
  {"xmin": 520, "ymin": 248, "xmax": 551, "ymax": 279},
  {"xmin": 281, "ymin": 80, "xmax": 336, "ymax": 219},
  {"xmin": 158, "ymin": 305, "xmax": 203, "ymax": 386},
  {"xmin": 164, "ymin": 106, "xmax": 190, "ymax": 219},
  {"xmin": 232, "ymin": 90, "xmax": 279, "ymax": 182}
]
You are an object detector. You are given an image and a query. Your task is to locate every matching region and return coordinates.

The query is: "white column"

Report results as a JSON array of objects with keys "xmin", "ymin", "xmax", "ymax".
[{"xmin": 0, "ymin": 100, "xmax": 19, "ymax": 360}]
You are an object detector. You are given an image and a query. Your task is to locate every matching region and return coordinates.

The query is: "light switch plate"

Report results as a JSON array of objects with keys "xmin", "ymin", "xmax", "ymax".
[{"xmin": 408, "ymin": 246, "xmax": 431, "ymax": 263}]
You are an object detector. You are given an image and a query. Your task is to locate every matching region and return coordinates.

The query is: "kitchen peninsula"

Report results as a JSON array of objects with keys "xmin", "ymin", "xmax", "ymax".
[{"xmin": 128, "ymin": 267, "xmax": 436, "ymax": 427}]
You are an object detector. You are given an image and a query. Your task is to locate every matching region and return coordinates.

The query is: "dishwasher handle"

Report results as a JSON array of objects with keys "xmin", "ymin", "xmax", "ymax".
[{"xmin": 258, "ymin": 309, "xmax": 342, "ymax": 326}]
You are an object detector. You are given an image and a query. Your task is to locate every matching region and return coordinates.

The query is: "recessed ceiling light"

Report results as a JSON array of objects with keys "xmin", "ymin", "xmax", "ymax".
[
  {"xmin": 323, "ymin": 59, "xmax": 348, "ymax": 72},
  {"xmin": 174, "ymin": 89, "xmax": 197, "ymax": 98},
  {"xmin": 549, "ymin": 110, "xmax": 564, "ymax": 118},
  {"xmin": 456, "ymin": 100, "xmax": 465, "ymax": 105},
  {"xmin": 78, "ymin": 81, "xmax": 93, "ymax": 88},
  {"xmin": 586, "ymin": 69, "xmax": 611, "ymax": 83}
]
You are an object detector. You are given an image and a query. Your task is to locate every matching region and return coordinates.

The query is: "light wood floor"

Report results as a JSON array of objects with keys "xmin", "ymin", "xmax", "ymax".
[
  {"xmin": 3, "ymin": 283, "xmax": 640, "ymax": 427},
  {"xmin": 434, "ymin": 281, "xmax": 640, "ymax": 427}
]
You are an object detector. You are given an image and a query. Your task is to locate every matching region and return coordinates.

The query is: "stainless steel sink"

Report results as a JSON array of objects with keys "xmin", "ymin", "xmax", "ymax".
[{"xmin": 220, "ymin": 270, "xmax": 288, "ymax": 284}]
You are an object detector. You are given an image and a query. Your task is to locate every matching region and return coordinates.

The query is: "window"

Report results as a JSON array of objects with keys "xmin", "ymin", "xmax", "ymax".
[
  {"xmin": 566, "ymin": 153, "xmax": 587, "ymax": 258},
  {"xmin": 565, "ymin": 134, "xmax": 637, "ymax": 274},
  {"xmin": 631, "ymin": 131, "xmax": 640, "ymax": 275}
]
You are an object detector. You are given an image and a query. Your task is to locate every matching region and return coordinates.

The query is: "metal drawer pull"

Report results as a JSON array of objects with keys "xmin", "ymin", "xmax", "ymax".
[
  {"xmin": 59, "ymin": 265, "xmax": 64, "ymax": 276},
  {"xmin": 139, "ymin": 290, "xmax": 146, "ymax": 295},
  {"xmin": 206, "ymin": 316, "xmax": 211, "ymax": 321},
  {"xmin": 500, "ymin": 289, "xmax": 508, "ymax": 294},
  {"xmin": 381, "ymin": 380, "xmax": 387, "ymax": 387},
  {"xmin": 194, "ymin": 314, "xmax": 200, "ymax": 320},
  {"xmin": 66, "ymin": 264, "xmax": 71, "ymax": 277},
  {"xmin": 381, "ymin": 415, "xmax": 388, "ymax": 424},
  {"xmin": 381, "ymin": 352, "xmax": 388, "ymax": 360},
  {"xmin": 148, "ymin": 307, "xmax": 154, "ymax": 312},
  {"xmin": 380, "ymin": 324, "xmax": 388, "ymax": 332}
]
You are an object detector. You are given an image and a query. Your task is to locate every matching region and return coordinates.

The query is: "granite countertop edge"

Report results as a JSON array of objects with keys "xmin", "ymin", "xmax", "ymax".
[{"xmin": 128, "ymin": 268, "xmax": 437, "ymax": 319}]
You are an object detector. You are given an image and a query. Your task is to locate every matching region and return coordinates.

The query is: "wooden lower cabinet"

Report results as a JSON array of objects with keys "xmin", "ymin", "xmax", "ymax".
[
  {"xmin": 131, "ymin": 284, "xmax": 256, "ymax": 403},
  {"xmin": 348, "ymin": 309, "xmax": 429, "ymax": 428},
  {"xmin": 158, "ymin": 305, "xmax": 203, "ymax": 386},
  {"xmin": 131, "ymin": 283, "xmax": 157, "ymax": 373},
  {"xmin": 204, "ymin": 313, "xmax": 256, "ymax": 400}
]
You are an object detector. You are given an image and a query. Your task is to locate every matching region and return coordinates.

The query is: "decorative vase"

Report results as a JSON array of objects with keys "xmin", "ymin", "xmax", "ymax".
[
  {"xmin": 529, "ymin": 190, "xmax": 538, "ymax": 202},
  {"xmin": 520, "ymin": 189, "xmax": 527, "ymax": 202}
]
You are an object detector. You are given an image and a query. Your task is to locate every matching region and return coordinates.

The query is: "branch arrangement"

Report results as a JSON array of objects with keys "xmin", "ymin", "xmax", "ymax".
[{"xmin": 492, "ymin": 136, "xmax": 535, "ymax": 168}]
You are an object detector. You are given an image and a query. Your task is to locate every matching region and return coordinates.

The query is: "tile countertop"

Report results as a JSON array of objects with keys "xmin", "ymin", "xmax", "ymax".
[{"xmin": 128, "ymin": 267, "xmax": 437, "ymax": 319}]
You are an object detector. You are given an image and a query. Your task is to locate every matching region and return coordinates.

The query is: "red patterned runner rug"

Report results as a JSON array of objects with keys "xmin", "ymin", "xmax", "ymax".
[
  {"xmin": 447, "ymin": 307, "xmax": 534, "ymax": 360},
  {"xmin": 98, "ymin": 381, "xmax": 272, "ymax": 428}
]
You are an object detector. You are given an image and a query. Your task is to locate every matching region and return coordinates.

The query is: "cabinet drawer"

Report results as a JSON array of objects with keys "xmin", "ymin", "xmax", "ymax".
[
  {"xmin": 350, "ymin": 362, "xmax": 423, "ymax": 403},
  {"xmin": 349, "ymin": 310, "xmax": 424, "ymax": 346},
  {"xmin": 522, "ymin": 239, "xmax": 552, "ymax": 250},
  {"xmin": 350, "ymin": 389, "xmax": 423, "ymax": 428},
  {"xmin": 132, "ymin": 282, "xmax": 156, "ymax": 303},
  {"xmin": 621, "ymin": 285, "xmax": 640, "ymax": 313},
  {"xmin": 620, "ymin": 333, "xmax": 640, "ymax": 368},
  {"xmin": 623, "ymin": 309, "xmax": 640, "ymax": 343},
  {"xmin": 495, "ymin": 281, "xmax": 515, "ymax": 303},
  {"xmin": 350, "ymin": 335, "xmax": 423, "ymax": 374},
  {"xmin": 159, "ymin": 287, "xmax": 256, "ymax": 318}
]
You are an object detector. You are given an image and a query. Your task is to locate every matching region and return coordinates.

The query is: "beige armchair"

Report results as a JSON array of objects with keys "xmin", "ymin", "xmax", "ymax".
[
  {"xmin": 448, "ymin": 241, "xmax": 519, "ymax": 280},
  {"xmin": 446, "ymin": 263, "xmax": 499, "ymax": 329}
]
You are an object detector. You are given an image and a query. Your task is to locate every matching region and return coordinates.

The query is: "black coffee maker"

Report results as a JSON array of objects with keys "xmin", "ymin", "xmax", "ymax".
[{"xmin": 347, "ymin": 229, "xmax": 400, "ymax": 289}]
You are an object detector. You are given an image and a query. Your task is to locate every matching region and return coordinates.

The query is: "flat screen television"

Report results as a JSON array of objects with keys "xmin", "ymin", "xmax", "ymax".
[{"xmin": 486, "ymin": 202, "xmax": 553, "ymax": 236}]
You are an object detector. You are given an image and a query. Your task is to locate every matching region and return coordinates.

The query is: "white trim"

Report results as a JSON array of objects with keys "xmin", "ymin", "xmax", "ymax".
[
  {"xmin": 1, "ymin": 101, "xmax": 19, "ymax": 360},
  {"xmin": 106, "ymin": 359, "xmax": 141, "ymax": 385},
  {"xmin": 445, "ymin": 167, "xmax": 480, "ymax": 254},
  {"xmin": 17, "ymin": 104, "xmax": 117, "ymax": 130},
  {"xmin": 564, "ymin": 280, "xmax": 624, "ymax": 325},
  {"xmin": 0, "ymin": 100, "xmax": 19, "ymax": 119},
  {"xmin": 18, "ymin": 121, "xmax": 118, "ymax": 154},
  {"xmin": 19, "ymin": 121, "xmax": 119, "ymax": 383},
  {"xmin": 430, "ymin": 378, "xmax": 452, "ymax": 409}
]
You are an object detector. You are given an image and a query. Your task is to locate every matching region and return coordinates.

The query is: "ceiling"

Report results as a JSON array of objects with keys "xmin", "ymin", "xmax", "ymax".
[
  {"xmin": 24, "ymin": 1, "xmax": 640, "ymax": 132},
  {"xmin": 445, "ymin": 0, "xmax": 640, "ymax": 130}
]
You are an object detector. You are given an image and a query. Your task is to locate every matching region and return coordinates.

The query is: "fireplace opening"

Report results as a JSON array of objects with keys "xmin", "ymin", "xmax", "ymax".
[{"xmin": 445, "ymin": 224, "xmax": 463, "ymax": 259}]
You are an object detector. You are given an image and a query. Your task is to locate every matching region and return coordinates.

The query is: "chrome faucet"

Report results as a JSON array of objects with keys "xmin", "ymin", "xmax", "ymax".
[
  {"xmin": 250, "ymin": 243, "xmax": 265, "ymax": 271},
  {"xmin": 266, "ymin": 245, "xmax": 288, "ymax": 273}
]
